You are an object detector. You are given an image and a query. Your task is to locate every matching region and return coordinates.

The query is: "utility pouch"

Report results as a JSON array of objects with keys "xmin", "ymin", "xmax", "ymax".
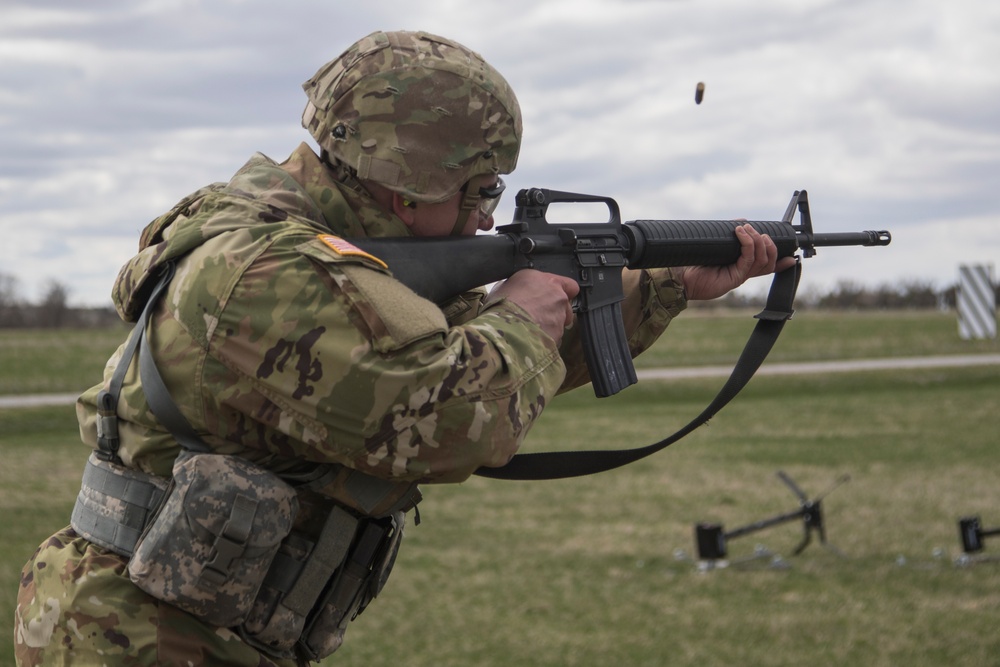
[{"xmin": 127, "ymin": 450, "xmax": 299, "ymax": 628}]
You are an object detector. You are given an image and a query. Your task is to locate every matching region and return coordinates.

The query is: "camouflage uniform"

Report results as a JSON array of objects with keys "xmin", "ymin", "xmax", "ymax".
[{"xmin": 15, "ymin": 32, "xmax": 688, "ymax": 667}]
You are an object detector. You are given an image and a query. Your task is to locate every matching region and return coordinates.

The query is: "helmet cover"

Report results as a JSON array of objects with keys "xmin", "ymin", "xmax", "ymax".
[{"xmin": 302, "ymin": 30, "xmax": 521, "ymax": 203}]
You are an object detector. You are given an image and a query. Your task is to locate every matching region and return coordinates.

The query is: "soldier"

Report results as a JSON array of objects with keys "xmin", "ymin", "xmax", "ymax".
[{"xmin": 15, "ymin": 30, "xmax": 790, "ymax": 666}]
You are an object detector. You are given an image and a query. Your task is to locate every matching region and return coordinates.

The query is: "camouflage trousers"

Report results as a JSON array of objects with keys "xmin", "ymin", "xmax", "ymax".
[{"xmin": 15, "ymin": 527, "xmax": 304, "ymax": 666}]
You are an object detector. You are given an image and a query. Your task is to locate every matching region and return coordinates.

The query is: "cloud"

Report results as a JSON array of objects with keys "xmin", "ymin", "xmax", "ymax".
[{"xmin": 1, "ymin": 0, "xmax": 998, "ymax": 306}]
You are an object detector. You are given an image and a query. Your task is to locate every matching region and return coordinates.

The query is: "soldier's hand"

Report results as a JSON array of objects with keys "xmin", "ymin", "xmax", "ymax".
[
  {"xmin": 681, "ymin": 224, "xmax": 797, "ymax": 301},
  {"xmin": 485, "ymin": 269, "xmax": 580, "ymax": 343}
]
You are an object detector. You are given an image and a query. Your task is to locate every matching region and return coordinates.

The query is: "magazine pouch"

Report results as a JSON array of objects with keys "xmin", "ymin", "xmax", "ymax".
[
  {"xmin": 299, "ymin": 510, "xmax": 404, "ymax": 660},
  {"xmin": 239, "ymin": 502, "xmax": 405, "ymax": 662}
]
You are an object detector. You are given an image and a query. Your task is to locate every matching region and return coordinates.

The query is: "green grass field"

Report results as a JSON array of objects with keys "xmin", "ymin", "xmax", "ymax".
[{"xmin": 1, "ymin": 311, "xmax": 998, "ymax": 666}]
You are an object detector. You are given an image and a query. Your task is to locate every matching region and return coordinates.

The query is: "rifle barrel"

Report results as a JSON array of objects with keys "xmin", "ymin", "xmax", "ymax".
[{"xmin": 805, "ymin": 230, "xmax": 892, "ymax": 247}]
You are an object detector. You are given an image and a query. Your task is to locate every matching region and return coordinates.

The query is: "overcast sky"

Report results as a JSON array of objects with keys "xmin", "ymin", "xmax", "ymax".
[{"xmin": 2, "ymin": 0, "xmax": 998, "ymax": 307}]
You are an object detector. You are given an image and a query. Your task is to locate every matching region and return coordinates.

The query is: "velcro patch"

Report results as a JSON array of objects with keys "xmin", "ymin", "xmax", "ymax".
[{"xmin": 316, "ymin": 234, "xmax": 388, "ymax": 269}]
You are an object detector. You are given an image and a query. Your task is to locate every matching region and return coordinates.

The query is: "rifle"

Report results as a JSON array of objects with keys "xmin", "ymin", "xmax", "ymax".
[{"xmin": 352, "ymin": 188, "xmax": 890, "ymax": 399}]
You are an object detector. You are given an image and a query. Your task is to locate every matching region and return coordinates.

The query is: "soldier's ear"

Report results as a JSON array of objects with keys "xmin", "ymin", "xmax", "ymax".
[{"xmin": 393, "ymin": 193, "xmax": 417, "ymax": 226}]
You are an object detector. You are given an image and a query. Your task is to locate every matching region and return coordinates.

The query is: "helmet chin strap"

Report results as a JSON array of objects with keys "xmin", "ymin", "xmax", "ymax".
[{"xmin": 450, "ymin": 174, "xmax": 491, "ymax": 236}]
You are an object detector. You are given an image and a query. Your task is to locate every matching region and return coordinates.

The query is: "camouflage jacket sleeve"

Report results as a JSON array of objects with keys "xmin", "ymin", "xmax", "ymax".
[
  {"xmin": 436, "ymin": 268, "xmax": 687, "ymax": 394},
  {"xmin": 557, "ymin": 266, "xmax": 687, "ymax": 392},
  {"xmin": 148, "ymin": 231, "xmax": 568, "ymax": 485}
]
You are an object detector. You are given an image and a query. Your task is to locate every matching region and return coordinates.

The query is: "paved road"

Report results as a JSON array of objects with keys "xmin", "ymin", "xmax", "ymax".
[
  {"xmin": 635, "ymin": 353, "xmax": 1000, "ymax": 380},
  {"xmin": 0, "ymin": 392, "xmax": 82, "ymax": 408},
  {"xmin": 3, "ymin": 354, "xmax": 998, "ymax": 409}
]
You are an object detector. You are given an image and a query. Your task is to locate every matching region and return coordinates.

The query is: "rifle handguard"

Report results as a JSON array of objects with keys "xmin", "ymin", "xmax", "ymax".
[{"xmin": 626, "ymin": 219, "xmax": 799, "ymax": 268}]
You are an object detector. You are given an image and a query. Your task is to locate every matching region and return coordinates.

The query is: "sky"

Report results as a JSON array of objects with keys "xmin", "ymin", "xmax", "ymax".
[{"xmin": 1, "ymin": 0, "xmax": 998, "ymax": 307}]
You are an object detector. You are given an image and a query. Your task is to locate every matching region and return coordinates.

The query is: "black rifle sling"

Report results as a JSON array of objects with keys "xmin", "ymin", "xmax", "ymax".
[
  {"xmin": 474, "ymin": 259, "xmax": 802, "ymax": 481},
  {"xmin": 138, "ymin": 291, "xmax": 213, "ymax": 455},
  {"xmin": 116, "ymin": 261, "xmax": 214, "ymax": 454},
  {"xmin": 94, "ymin": 261, "xmax": 206, "ymax": 462}
]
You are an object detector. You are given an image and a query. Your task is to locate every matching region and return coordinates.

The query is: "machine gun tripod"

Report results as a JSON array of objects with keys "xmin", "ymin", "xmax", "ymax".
[{"xmin": 694, "ymin": 471, "xmax": 850, "ymax": 562}]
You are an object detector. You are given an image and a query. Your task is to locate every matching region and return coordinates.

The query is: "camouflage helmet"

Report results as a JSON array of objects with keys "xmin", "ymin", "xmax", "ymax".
[{"xmin": 302, "ymin": 30, "xmax": 522, "ymax": 204}]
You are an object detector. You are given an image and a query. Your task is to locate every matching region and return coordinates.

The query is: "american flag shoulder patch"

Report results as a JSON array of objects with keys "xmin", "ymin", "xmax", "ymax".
[{"xmin": 316, "ymin": 234, "xmax": 388, "ymax": 269}]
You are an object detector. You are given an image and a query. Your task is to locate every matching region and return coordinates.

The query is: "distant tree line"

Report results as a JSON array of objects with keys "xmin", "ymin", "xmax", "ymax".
[
  {"xmin": 667, "ymin": 278, "xmax": 994, "ymax": 312},
  {"xmin": 0, "ymin": 273, "xmax": 997, "ymax": 329},
  {"xmin": 0, "ymin": 275, "xmax": 119, "ymax": 329}
]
